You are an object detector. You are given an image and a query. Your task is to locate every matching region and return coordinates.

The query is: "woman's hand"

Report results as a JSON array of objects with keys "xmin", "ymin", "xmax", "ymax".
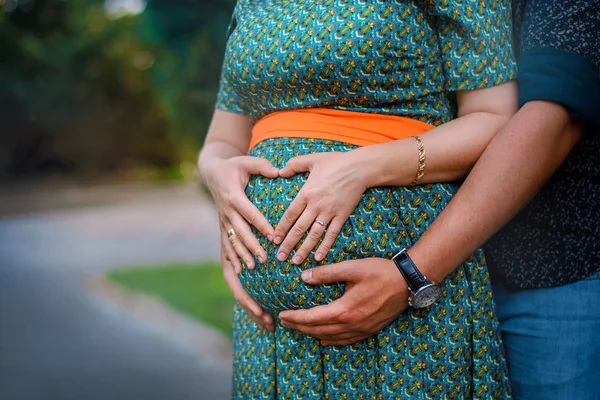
[
  {"xmin": 203, "ymin": 155, "xmax": 279, "ymax": 270},
  {"xmin": 220, "ymin": 235, "xmax": 274, "ymax": 331},
  {"xmin": 273, "ymin": 151, "xmax": 370, "ymax": 264}
]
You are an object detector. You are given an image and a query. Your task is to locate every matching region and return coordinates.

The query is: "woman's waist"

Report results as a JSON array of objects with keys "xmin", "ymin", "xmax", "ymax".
[{"xmin": 249, "ymin": 108, "xmax": 435, "ymax": 151}]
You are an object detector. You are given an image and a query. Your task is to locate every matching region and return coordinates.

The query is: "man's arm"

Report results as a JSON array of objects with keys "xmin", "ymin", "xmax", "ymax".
[
  {"xmin": 409, "ymin": 100, "xmax": 583, "ymax": 282},
  {"xmin": 278, "ymin": 0, "xmax": 599, "ymax": 346},
  {"xmin": 410, "ymin": 0, "xmax": 600, "ymax": 281}
]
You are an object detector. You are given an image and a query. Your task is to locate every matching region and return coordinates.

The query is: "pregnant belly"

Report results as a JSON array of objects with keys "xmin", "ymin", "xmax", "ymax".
[{"xmin": 237, "ymin": 138, "xmax": 420, "ymax": 316}]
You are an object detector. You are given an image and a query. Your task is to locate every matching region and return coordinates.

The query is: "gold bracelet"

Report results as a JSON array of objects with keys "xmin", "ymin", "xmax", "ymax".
[{"xmin": 409, "ymin": 136, "xmax": 426, "ymax": 186}]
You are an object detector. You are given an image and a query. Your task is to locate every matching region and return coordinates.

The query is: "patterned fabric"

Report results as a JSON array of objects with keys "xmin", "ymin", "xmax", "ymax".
[
  {"xmin": 234, "ymin": 138, "xmax": 512, "ymax": 399},
  {"xmin": 485, "ymin": 0, "xmax": 600, "ymax": 291},
  {"xmin": 216, "ymin": 0, "xmax": 516, "ymax": 127}
]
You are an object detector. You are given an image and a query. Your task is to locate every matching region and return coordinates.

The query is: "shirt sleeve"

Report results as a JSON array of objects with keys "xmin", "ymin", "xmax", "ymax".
[
  {"xmin": 215, "ymin": 11, "xmax": 249, "ymax": 116},
  {"xmin": 215, "ymin": 66, "xmax": 248, "ymax": 115},
  {"xmin": 517, "ymin": 0, "xmax": 600, "ymax": 126},
  {"xmin": 430, "ymin": 0, "xmax": 517, "ymax": 92}
]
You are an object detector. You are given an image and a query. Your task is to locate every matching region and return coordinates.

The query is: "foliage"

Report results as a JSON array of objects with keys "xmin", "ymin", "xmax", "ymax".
[
  {"xmin": 0, "ymin": 0, "xmax": 235, "ymax": 178},
  {"xmin": 108, "ymin": 261, "xmax": 234, "ymax": 337}
]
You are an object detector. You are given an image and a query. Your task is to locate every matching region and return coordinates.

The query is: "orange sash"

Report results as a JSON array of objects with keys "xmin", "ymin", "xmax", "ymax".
[{"xmin": 250, "ymin": 108, "xmax": 434, "ymax": 150}]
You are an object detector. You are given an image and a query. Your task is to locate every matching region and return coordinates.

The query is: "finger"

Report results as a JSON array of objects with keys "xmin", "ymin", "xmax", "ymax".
[
  {"xmin": 221, "ymin": 251, "xmax": 261, "ymax": 316},
  {"xmin": 279, "ymin": 154, "xmax": 315, "ymax": 178},
  {"xmin": 291, "ymin": 216, "xmax": 330, "ymax": 265},
  {"xmin": 276, "ymin": 207, "xmax": 318, "ymax": 262},
  {"xmin": 221, "ymin": 218, "xmax": 251, "ymax": 272},
  {"xmin": 220, "ymin": 245, "xmax": 274, "ymax": 331},
  {"xmin": 233, "ymin": 195, "xmax": 275, "ymax": 242},
  {"xmin": 221, "ymin": 230, "xmax": 242, "ymax": 275},
  {"xmin": 223, "ymin": 255, "xmax": 275, "ymax": 331},
  {"xmin": 261, "ymin": 311, "xmax": 274, "ymax": 327},
  {"xmin": 319, "ymin": 332, "xmax": 364, "ymax": 341},
  {"xmin": 279, "ymin": 299, "xmax": 347, "ymax": 325},
  {"xmin": 221, "ymin": 257, "xmax": 274, "ymax": 331},
  {"xmin": 280, "ymin": 320, "xmax": 348, "ymax": 339},
  {"xmin": 219, "ymin": 245, "xmax": 227, "ymax": 264},
  {"xmin": 238, "ymin": 156, "xmax": 279, "ymax": 178},
  {"xmin": 300, "ymin": 260, "xmax": 364, "ymax": 285},
  {"xmin": 241, "ymin": 305, "xmax": 268, "ymax": 331},
  {"xmin": 314, "ymin": 217, "xmax": 344, "ymax": 262},
  {"xmin": 272, "ymin": 195, "xmax": 307, "ymax": 245},
  {"xmin": 321, "ymin": 336, "xmax": 366, "ymax": 346},
  {"xmin": 228, "ymin": 213, "xmax": 262, "ymax": 268}
]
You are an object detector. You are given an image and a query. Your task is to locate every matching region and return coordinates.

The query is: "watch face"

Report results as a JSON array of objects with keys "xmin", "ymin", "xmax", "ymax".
[{"xmin": 411, "ymin": 284, "xmax": 442, "ymax": 308}]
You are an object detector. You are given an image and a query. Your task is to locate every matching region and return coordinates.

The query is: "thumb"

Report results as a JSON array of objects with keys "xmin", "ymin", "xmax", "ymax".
[
  {"xmin": 301, "ymin": 260, "xmax": 363, "ymax": 285},
  {"xmin": 239, "ymin": 156, "xmax": 279, "ymax": 178},
  {"xmin": 279, "ymin": 154, "xmax": 317, "ymax": 178}
]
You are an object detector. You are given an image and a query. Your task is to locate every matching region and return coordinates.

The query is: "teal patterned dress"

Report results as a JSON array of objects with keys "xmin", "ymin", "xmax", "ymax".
[{"xmin": 216, "ymin": 1, "xmax": 517, "ymax": 398}]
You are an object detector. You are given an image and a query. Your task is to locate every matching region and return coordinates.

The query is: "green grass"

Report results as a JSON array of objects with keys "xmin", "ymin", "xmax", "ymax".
[{"xmin": 107, "ymin": 262, "xmax": 234, "ymax": 337}]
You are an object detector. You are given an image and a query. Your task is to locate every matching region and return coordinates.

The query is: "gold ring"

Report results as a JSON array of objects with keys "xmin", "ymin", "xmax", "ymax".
[
  {"xmin": 315, "ymin": 219, "xmax": 326, "ymax": 227},
  {"xmin": 227, "ymin": 228, "xmax": 236, "ymax": 238}
]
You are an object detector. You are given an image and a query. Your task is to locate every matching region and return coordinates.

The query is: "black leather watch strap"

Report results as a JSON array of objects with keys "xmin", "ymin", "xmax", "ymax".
[{"xmin": 392, "ymin": 249, "xmax": 428, "ymax": 292}]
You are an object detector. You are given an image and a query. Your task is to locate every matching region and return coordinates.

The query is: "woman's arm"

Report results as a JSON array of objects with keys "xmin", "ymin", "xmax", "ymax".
[
  {"xmin": 274, "ymin": 81, "xmax": 518, "ymax": 263},
  {"xmin": 198, "ymin": 109, "xmax": 252, "ymax": 172},
  {"xmin": 357, "ymin": 81, "xmax": 518, "ymax": 187},
  {"xmin": 198, "ymin": 109, "xmax": 252, "ymax": 173}
]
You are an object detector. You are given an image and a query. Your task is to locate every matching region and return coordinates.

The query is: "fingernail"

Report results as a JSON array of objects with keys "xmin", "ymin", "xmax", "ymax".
[
  {"xmin": 315, "ymin": 252, "xmax": 324, "ymax": 261},
  {"xmin": 274, "ymin": 236, "xmax": 282, "ymax": 244},
  {"xmin": 247, "ymin": 260, "xmax": 255, "ymax": 269},
  {"xmin": 280, "ymin": 320, "xmax": 288, "ymax": 327},
  {"xmin": 301, "ymin": 269, "xmax": 312, "ymax": 282},
  {"xmin": 267, "ymin": 235, "xmax": 273, "ymax": 242},
  {"xmin": 292, "ymin": 255, "xmax": 302, "ymax": 264},
  {"xmin": 277, "ymin": 252, "xmax": 287, "ymax": 261},
  {"xmin": 257, "ymin": 255, "xmax": 264, "ymax": 264}
]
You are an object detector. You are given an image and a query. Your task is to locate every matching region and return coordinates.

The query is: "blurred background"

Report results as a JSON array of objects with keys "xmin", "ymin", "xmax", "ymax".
[{"xmin": 1, "ymin": 1, "xmax": 236, "ymax": 399}]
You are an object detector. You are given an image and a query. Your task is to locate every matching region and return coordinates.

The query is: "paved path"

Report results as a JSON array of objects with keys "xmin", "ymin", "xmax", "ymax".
[{"xmin": 0, "ymin": 182, "xmax": 231, "ymax": 400}]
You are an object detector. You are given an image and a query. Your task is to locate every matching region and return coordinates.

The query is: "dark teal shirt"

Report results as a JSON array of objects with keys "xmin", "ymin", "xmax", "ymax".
[{"xmin": 486, "ymin": 0, "xmax": 600, "ymax": 290}]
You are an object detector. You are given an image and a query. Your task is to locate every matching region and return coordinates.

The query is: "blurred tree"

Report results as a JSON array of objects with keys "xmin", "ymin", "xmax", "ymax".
[
  {"xmin": 0, "ymin": 0, "xmax": 235, "ymax": 179},
  {"xmin": 144, "ymin": 0, "xmax": 236, "ymax": 162}
]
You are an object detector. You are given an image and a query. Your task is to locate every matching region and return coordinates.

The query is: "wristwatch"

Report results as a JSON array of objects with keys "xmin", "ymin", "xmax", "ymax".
[{"xmin": 391, "ymin": 248, "xmax": 442, "ymax": 308}]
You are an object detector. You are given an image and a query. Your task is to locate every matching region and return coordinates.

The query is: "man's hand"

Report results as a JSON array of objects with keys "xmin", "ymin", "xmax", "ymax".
[{"xmin": 278, "ymin": 258, "xmax": 409, "ymax": 346}]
